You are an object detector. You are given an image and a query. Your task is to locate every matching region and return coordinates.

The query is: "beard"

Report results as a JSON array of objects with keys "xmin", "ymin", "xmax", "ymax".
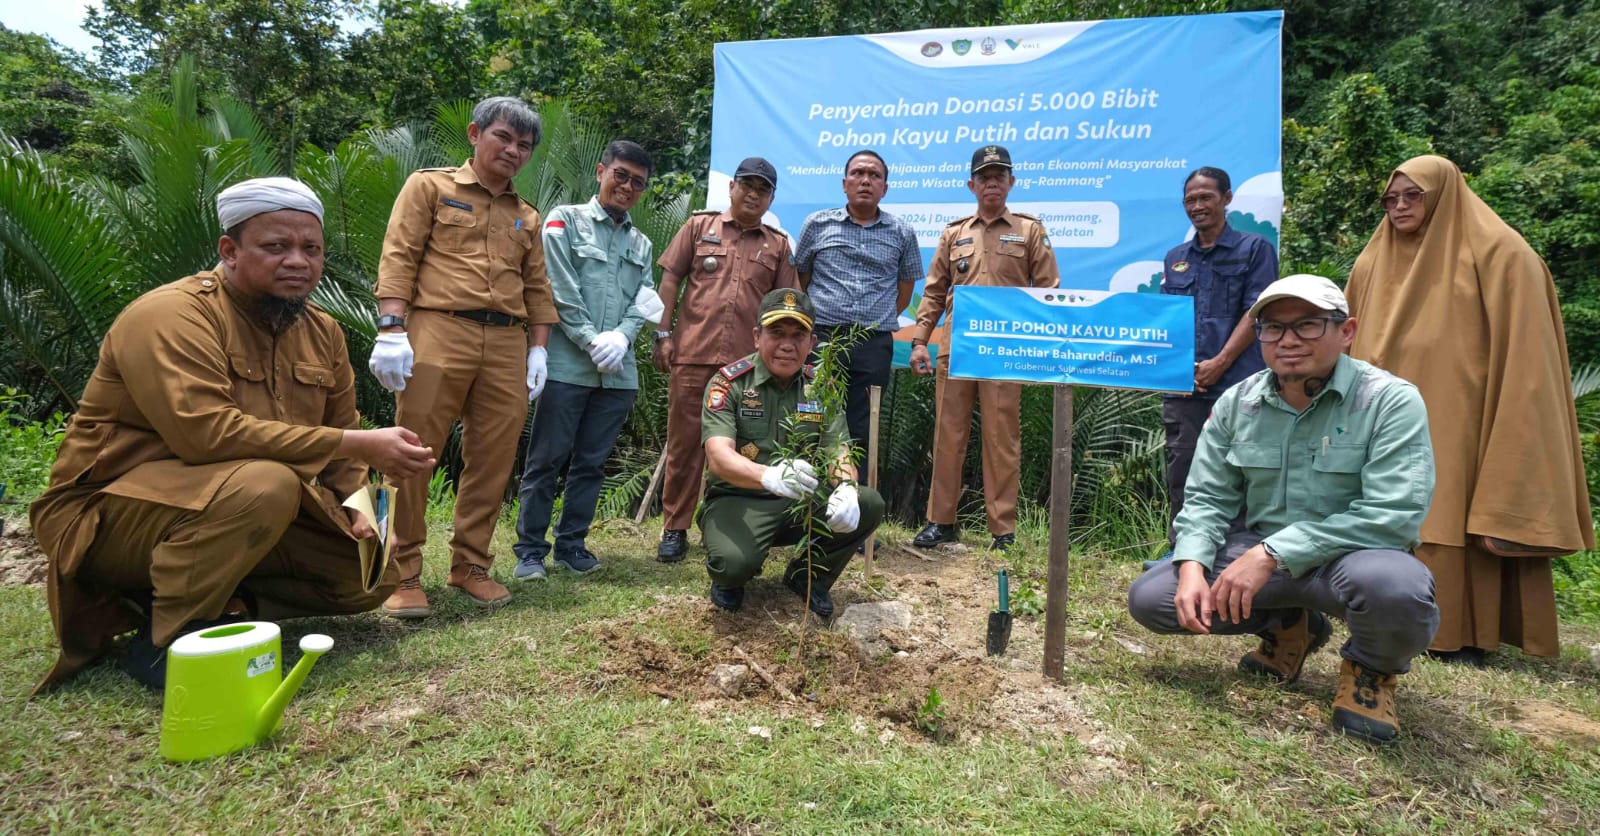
[{"xmin": 246, "ymin": 293, "xmax": 310, "ymax": 335}]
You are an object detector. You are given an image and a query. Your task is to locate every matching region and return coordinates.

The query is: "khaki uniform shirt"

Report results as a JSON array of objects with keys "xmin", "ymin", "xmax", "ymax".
[
  {"xmin": 29, "ymin": 269, "xmax": 365, "ymax": 684},
  {"xmin": 913, "ymin": 210, "xmax": 1061, "ymax": 344},
  {"xmin": 375, "ymin": 163, "xmax": 558, "ymax": 327},
  {"xmin": 700, "ymin": 353, "xmax": 849, "ymax": 499},
  {"xmin": 657, "ymin": 210, "xmax": 799, "ymax": 366}
]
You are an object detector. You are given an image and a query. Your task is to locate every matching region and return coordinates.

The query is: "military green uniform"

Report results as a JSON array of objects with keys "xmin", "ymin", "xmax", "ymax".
[{"xmin": 697, "ymin": 353, "xmax": 885, "ymax": 589}]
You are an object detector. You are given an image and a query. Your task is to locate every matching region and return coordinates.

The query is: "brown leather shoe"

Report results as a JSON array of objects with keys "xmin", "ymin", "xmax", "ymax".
[
  {"xmin": 1237, "ymin": 608, "xmax": 1332, "ymax": 683},
  {"xmin": 1332, "ymin": 658, "xmax": 1400, "ymax": 745},
  {"xmin": 450, "ymin": 565, "xmax": 511, "ymax": 607},
  {"xmin": 382, "ymin": 576, "xmax": 432, "ymax": 619}
]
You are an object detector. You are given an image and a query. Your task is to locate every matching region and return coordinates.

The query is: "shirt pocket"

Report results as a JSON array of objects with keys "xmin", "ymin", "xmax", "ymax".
[
  {"xmin": 694, "ymin": 244, "xmax": 730, "ymax": 276},
  {"xmin": 292, "ymin": 361, "xmax": 335, "ymax": 421},
  {"xmin": 1311, "ymin": 444, "xmax": 1366, "ymax": 515},
  {"xmin": 1224, "ymin": 442, "xmax": 1282, "ymax": 471},
  {"xmin": 228, "ymin": 351, "xmax": 269, "ymax": 413},
  {"xmin": 996, "ymin": 241, "xmax": 1029, "ymax": 282},
  {"xmin": 752, "ymin": 249, "xmax": 781, "ymax": 282},
  {"xmin": 1204, "ymin": 261, "xmax": 1251, "ymax": 318},
  {"xmin": 1161, "ymin": 263, "xmax": 1196, "ymax": 295},
  {"xmin": 431, "ymin": 208, "xmax": 480, "ymax": 255}
]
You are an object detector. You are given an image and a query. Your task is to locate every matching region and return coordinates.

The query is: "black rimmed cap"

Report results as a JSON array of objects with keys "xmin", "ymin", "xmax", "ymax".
[
  {"xmin": 971, "ymin": 145, "xmax": 1012, "ymax": 173},
  {"xmin": 734, "ymin": 157, "xmax": 778, "ymax": 188}
]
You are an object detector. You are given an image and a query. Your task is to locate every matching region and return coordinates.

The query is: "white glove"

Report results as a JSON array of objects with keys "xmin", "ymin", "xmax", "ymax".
[
  {"xmin": 587, "ymin": 330, "xmax": 630, "ymax": 373},
  {"xmin": 634, "ymin": 286, "xmax": 665, "ymax": 324},
  {"xmin": 525, "ymin": 346, "xmax": 547, "ymax": 401},
  {"xmin": 824, "ymin": 482, "xmax": 861, "ymax": 533},
  {"xmin": 760, "ymin": 459, "xmax": 819, "ymax": 500},
  {"xmin": 368, "ymin": 332, "xmax": 414, "ymax": 392}
]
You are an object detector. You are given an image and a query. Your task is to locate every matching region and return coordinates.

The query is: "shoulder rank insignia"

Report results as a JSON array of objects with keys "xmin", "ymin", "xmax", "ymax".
[
  {"xmin": 720, "ymin": 357, "xmax": 755, "ymax": 380},
  {"xmin": 802, "ymin": 364, "xmax": 816, "ymax": 379},
  {"xmin": 945, "ymin": 216, "xmax": 970, "ymax": 228}
]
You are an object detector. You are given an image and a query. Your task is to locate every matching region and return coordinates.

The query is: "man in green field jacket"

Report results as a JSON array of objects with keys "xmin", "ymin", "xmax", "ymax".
[{"xmin": 1127, "ymin": 274, "xmax": 1439, "ymax": 745}]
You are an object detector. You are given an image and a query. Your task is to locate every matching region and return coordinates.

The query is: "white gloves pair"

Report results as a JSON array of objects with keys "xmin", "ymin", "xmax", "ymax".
[
  {"xmin": 526, "ymin": 346, "xmax": 547, "ymax": 401},
  {"xmin": 587, "ymin": 331, "xmax": 631, "ymax": 373},
  {"xmin": 760, "ymin": 459, "xmax": 861, "ymax": 533},
  {"xmin": 634, "ymin": 286, "xmax": 665, "ymax": 324},
  {"xmin": 369, "ymin": 333, "xmax": 414, "ymax": 392}
]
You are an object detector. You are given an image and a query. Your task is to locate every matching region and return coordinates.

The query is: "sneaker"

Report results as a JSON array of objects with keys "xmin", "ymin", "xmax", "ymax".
[
  {"xmin": 657, "ymin": 529, "xmax": 688, "ymax": 563},
  {"xmin": 553, "ymin": 547, "xmax": 602, "ymax": 574},
  {"xmin": 911, "ymin": 522, "xmax": 959, "ymax": 548},
  {"xmin": 449, "ymin": 565, "xmax": 511, "ymax": 607},
  {"xmin": 382, "ymin": 576, "xmax": 432, "ymax": 619},
  {"xmin": 782, "ymin": 568, "xmax": 835, "ymax": 620},
  {"xmin": 989, "ymin": 534, "xmax": 1015, "ymax": 553},
  {"xmin": 1332, "ymin": 658, "xmax": 1400, "ymax": 745},
  {"xmin": 709, "ymin": 583, "xmax": 745, "ymax": 612},
  {"xmin": 513, "ymin": 556, "xmax": 548, "ymax": 581},
  {"xmin": 1238, "ymin": 609, "xmax": 1332, "ymax": 683}
]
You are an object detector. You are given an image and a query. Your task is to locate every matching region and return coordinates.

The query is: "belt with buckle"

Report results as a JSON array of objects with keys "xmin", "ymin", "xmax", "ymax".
[{"xmin": 449, "ymin": 309, "xmax": 524, "ymax": 328}]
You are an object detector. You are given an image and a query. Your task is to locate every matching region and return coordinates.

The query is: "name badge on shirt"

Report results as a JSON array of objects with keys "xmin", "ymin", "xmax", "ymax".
[
  {"xmin": 999, "ymin": 234, "xmax": 1024, "ymax": 243},
  {"xmin": 700, "ymin": 234, "xmax": 722, "ymax": 244},
  {"xmin": 954, "ymin": 237, "xmax": 974, "ymax": 246},
  {"xmin": 739, "ymin": 407, "xmax": 765, "ymax": 418},
  {"xmin": 441, "ymin": 198, "xmax": 474, "ymax": 211}
]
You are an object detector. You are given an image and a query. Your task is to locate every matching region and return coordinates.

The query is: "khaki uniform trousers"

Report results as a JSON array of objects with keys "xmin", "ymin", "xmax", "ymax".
[
  {"xmin": 392, "ymin": 309, "xmax": 529, "ymax": 581},
  {"xmin": 661, "ymin": 364, "xmax": 721, "ymax": 531},
  {"xmin": 79, "ymin": 460, "xmax": 397, "ymax": 648},
  {"xmin": 927, "ymin": 352, "xmax": 1021, "ymax": 536}
]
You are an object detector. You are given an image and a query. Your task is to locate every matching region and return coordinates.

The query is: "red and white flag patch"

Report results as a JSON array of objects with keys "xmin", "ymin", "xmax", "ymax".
[{"xmin": 544, "ymin": 219, "xmax": 566, "ymax": 234}]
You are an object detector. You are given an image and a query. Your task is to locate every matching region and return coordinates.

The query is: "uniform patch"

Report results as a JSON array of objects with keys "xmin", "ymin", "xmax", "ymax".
[
  {"xmin": 797, "ymin": 401, "xmax": 822, "ymax": 413},
  {"xmin": 954, "ymin": 237, "xmax": 974, "ymax": 246},
  {"xmin": 797, "ymin": 413, "xmax": 823, "ymax": 423},
  {"xmin": 719, "ymin": 357, "xmax": 755, "ymax": 380},
  {"xmin": 701, "ymin": 234, "xmax": 722, "ymax": 244},
  {"xmin": 999, "ymin": 233, "xmax": 1024, "ymax": 243},
  {"xmin": 441, "ymin": 198, "xmax": 474, "ymax": 211},
  {"xmin": 707, "ymin": 387, "xmax": 728, "ymax": 411},
  {"xmin": 1171, "ymin": 261, "xmax": 1190, "ymax": 273},
  {"xmin": 739, "ymin": 407, "xmax": 765, "ymax": 418},
  {"xmin": 545, "ymin": 219, "xmax": 566, "ymax": 234},
  {"xmin": 740, "ymin": 442, "xmax": 760, "ymax": 460}
]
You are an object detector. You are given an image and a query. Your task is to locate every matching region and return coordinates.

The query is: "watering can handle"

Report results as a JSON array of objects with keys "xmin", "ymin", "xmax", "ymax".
[{"xmin": 255, "ymin": 634, "xmax": 334, "ymax": 741}]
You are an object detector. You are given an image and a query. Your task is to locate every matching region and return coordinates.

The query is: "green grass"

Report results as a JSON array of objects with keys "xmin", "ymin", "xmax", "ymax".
[{"xmin": 3, "ymin": 515, "xmax": 1600, "ymax": 832}]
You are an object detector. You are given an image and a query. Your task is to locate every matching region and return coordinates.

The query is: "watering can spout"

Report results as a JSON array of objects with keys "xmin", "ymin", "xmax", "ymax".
[{"xmin": 255, "ymin": 634, "xmax": 333, "ymax": 740}]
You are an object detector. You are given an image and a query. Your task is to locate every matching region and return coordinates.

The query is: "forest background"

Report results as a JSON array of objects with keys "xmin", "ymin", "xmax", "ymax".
[{"xmin": 1, "ymin": 0, "xmax": 1598, "ymax": 613}]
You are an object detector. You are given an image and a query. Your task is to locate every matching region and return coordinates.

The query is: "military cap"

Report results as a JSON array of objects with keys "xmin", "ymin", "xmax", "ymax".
[
  {"xmin": 757, "ymin": 288, "xmax": 815, "ymax": 331},
  {"xmin": 971, "ymin": 145, "xmax": 1012, "ymax": 173}
]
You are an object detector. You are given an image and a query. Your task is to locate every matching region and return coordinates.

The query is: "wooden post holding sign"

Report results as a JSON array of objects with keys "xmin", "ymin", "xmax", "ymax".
[
  {"xmin": 944, "ymin": 285, "xmax": 1197, "ymax": 681},
  {"xmin": 864, "ymin": 384, "xmax": 883, "ymax": 578},
  {"xmin": 1043, "ymin": 385, "xmax": 1073, "ymax": 682}
]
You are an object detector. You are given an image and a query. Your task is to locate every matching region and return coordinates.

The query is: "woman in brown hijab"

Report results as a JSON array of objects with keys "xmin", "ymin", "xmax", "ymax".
[{"xmin": 1347, "ymin": 155, "xmax": 1594, "ymax": 664}]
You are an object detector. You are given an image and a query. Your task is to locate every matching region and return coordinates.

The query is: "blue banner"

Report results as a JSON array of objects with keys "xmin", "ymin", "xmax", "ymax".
[
  {"xmin": 708, "ymin": 12, "xmax": 1281, "ymax": 367},
  {"xmin": 947, "ymin": 287, "xmax": 1196, "ymax": 392}
]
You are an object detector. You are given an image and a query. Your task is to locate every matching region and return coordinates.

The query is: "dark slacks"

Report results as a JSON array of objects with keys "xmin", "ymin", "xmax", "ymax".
[
  {"xmin": 514, "ymin": 380, "xmax": 636, "ymax": 560},
  {"xmin": 814, "ymin": 326, "xmax": 893, "ymax": 447}
]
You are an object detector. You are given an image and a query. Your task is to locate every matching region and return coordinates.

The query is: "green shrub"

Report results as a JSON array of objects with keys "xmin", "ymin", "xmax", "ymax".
[{"xmin": 0, "ymin": 386, "xmax": 64, "ymax": 507}]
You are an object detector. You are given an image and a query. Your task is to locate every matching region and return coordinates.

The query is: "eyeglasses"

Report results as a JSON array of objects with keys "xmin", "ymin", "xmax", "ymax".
[
  {"xmin": 1380, "ymin": 188, "xmax": 1425, "ymax": 210},
  {"xmin": 1255, "ymin": 315, "xmax": 1344, "ymax": 343},
  {"xmin": 735, "ymin": 177, "xmax": 774, "ymax": 196},
  {"xmin": 607, "ymin": 167, "xmax": 649, "ymax": 191}
]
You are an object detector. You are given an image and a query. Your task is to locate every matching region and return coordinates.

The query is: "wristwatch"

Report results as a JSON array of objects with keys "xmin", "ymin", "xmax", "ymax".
[
  {"xmin": 654, "ymin": 330, "xmax": 672, "ymax": 341},
  {"xmin": 376, "ymin": 314, "xmax": 406, "ymax": 330},
  {"xmin": 911, "ymin": 338, "xmax": 927, "ymax": 347}
]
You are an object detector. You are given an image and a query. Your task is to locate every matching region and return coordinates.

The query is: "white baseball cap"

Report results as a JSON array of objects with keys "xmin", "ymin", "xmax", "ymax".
[{"xmin": 1247, "ymin": 274, "xmax": 1349, "ymax": 318}]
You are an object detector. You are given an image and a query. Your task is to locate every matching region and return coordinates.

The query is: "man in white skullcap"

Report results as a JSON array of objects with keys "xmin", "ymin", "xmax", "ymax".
[{"xmin": 29, "ymin": 176, "xmax": 439, "ymax": 692}]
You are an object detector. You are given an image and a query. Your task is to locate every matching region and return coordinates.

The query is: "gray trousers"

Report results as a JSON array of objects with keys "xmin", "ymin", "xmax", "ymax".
[
  {"xmin": 1163, "ymin": 397, "xmax": 1213, "ymax": 546},
  {"xmin": 1127, "ymin": 532, "xmax": 1439, "ymax": 674}
]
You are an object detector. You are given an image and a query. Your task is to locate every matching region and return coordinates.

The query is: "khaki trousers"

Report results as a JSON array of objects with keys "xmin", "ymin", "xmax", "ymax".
[
  {"xmin": 926, "ymin": 355, "xmax": 1021, "ymax": 536},
  {"xmin": 661, "ymin": 364, "xmax": 720, "ymax": 531},
  {"xmin": 391, "ymin": 309, "xmax": 529, "ymax": 580},
  {"xmin": 79, "ymin": 460, "xmax": 396, "ymax": 648}
]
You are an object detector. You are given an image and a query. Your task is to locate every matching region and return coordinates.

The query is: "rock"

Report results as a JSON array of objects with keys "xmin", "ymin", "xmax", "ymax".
[
  {"xmin": 708, "ymin": 664, "xmax": 750, "ymax": 696},
  {"xmin": 747, "ymin": 725, "xmax": 772, "ymax": 740},
  {"xmin": 836, "ymin": 601, "xmax": 914, "ymax": 655},
  {"xmin": 1113, "ymin": 636, "xmax": 1149, "ymax": 656}
]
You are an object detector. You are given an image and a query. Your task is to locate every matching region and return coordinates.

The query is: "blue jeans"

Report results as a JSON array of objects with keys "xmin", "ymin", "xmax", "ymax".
[{"xmin": 514, "ymin": 380, "xmax": 636, "ymax": 561}]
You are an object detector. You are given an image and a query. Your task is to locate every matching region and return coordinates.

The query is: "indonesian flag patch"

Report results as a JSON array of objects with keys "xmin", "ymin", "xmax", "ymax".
[{"xmin": 544, "ymin": 219, "xmax": 566, "ymax": 234}]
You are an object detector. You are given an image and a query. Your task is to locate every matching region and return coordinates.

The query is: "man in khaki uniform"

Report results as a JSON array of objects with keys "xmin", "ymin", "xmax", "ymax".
[
  {"xmin": 370, "ymin": 97, "xmax": 559, "ymax": 617},
  {"xmin": 650, "ymin": 156, "xmax": 800, "ymax": 563},
  {"xmin": 908, "ymin": 145, "xmax": 1060, "ymax": 553},
  {"xmin": 29, "ymin": 177, "xmax": 437, "ymax": 691}
]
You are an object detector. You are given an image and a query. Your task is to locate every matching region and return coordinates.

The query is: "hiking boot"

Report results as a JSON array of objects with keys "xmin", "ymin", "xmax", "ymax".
[
  {"xmin": 450, "ymin": 565, "xmax": 511, "ymax": 607},
  {"xmin": 383, "ymin": 576, "xmax": 432, "ymax": 619},
  {"xmin": 912, "ymin": 522, "xmax": 959, "ymax": 548},
  {"xmin": 553, "ymin": 547, "xmax": 602, "ymax": 574},
  {"xmin": 513, "ymin": 555, "xmax": 548, "ymax": 581},
  {"xmin": 657, "ymin": 529, "xmax": 688, "ymax": 563},
  {"xmin": 783, "ymin": 567, "xmax": 836, "ymax": 620},
  {"xmin": 989, "ymin": 534, "xmax": 1015, "ymax": 553},
  {"xmin": 1332, "ymin": 658, "xmax": 1400, "ymax": 745},
  {"xmin": 1238, "ymin": 608, "xmax": 1332, "ymax": 683},
  {"xmin": 709, "ymin": 583, "xmax": 745, "ymax": 612}
]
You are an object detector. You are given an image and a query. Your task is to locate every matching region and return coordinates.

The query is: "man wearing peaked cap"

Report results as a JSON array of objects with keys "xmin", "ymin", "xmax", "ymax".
[
  {"xmin": 1127, "ymin": 274, "xmax": 1440, "ymax": 745},
  {"xmin": 650, "ymin": 155, "xmax": 799, "ymax": 564},
  {"xmin": 696, "ymin": 289, "xmax": 885, "ymax": 618},
  {"xmin": 29, "ymin": 176, "xmax": 437, "ymax": 692},
  {"xmin": 909, "ymin": 144, "xmax": 1060, "ymax": 554}
]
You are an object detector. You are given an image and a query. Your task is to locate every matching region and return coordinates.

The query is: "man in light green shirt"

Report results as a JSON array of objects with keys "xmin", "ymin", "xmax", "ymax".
[{"xmin": 1128, "ymin": 274, "xmax": 1438, "ymax": 745}]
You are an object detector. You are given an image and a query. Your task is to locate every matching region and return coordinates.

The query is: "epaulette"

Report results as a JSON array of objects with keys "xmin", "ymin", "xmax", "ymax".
[
  {"xmin": 692, "ymin": 209, "xmax": 721, "ymax": 216},
  {"xmin": 719, "ymin": 357, "xmax": 755, "ymax": 380},
  {"xmin": 1011, "ymin": 211, "xmax": 1041, "ymax": 222},
  {"xmin": 761, "ymin": 220, "xmax": 790, "ymax": 239},
  {"xmin": 944, "ymin": 216, "xmax": 973, "ymax": 228},
  {"xmin": 417, "ymin": 166, "xmax": 454, "ymax": 172}
]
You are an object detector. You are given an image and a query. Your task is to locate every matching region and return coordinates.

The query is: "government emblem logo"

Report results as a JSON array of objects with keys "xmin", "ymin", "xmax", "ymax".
[
  {"xmin": 783, "ymin": 291, "xmax": 796, "ymax": 306},
  {"xmin": 980, "ymin": 37, "xmax": 997, "ymax": 56},
  {"xmin": 1172, "ymin": 261, "xmax": 1191, "ymax": 273},
  {"xmin": 951, "ymin": 39, "xmax": 972, "ymax": 56},
  {"xmin": 920, "ymin": 41, "xmax": 942, "ymax": 57}
]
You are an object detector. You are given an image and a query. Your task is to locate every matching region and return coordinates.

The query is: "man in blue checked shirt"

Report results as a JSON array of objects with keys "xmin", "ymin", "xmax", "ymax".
[
  {"xmin": 794, "ymin": 149, "xmax": 924, "ymax": 446},
  {"xmin": 1127, "ymin": 275, "xmax": 1438, "ymax": 746}
]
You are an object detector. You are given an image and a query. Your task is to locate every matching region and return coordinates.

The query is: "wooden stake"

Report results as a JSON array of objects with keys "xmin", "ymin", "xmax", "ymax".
[
  {"xmin": 864, "ymin": 384, "xmax": 883, "ymax": 578},
  {"xmin": 1043, "ymin": 385, "xmax": 1073, "ymax": 683},
  {"xmin": 634, "ymin": 450, "xmax": 668, "ymax": 525}
]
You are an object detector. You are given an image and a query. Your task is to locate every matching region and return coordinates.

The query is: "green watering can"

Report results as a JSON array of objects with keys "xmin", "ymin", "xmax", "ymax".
[{"xmin": 158, "ymin": 621, "xmax": 333, "ymax": 762}]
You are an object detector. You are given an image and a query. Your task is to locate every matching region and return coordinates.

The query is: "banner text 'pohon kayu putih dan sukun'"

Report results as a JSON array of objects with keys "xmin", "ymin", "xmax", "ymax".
[{"xmin": 707, "ymin": 11, "xmax": 1281, "ymax": 379}]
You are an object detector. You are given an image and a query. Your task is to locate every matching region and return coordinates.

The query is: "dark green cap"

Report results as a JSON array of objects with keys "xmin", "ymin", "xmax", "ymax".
[{"xmin": 757, "ymin": 288, "xmax": 815, "ymax": 331}]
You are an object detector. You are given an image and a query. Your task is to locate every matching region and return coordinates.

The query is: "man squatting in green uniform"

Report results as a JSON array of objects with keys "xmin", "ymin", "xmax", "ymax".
[{"xmin": 698, "ymin": 289, "xmax": 885, "ymax": 617}]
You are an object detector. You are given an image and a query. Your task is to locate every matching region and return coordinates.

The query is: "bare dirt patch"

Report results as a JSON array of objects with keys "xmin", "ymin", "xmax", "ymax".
[
  {"xmin": 1507, "ymin": 699, "xmax": 1600, "ymax": 748},
  {"xmin": 571, "ymin": 545, "xmax": 1112, "ymax": 754},
  {"xmin": 0, "ymin": 516, "xmax": 47, "ymax": 588}
]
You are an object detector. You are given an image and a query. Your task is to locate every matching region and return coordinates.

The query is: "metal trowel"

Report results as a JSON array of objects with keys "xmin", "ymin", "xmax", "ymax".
[{"xmin": 986, "ymin": 570, "xmax": 1013, "ymax": 656}]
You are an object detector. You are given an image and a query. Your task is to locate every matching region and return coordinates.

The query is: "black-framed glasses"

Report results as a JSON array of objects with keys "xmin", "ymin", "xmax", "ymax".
[
  {"xmin": 607, "ymin": 167, "xmax": 649, "ymax": 191},
  {"xmin": 1380, "ymin": 188, "xmax": 1425, "ymax": 210},
  {"xmin": 1255, "ymin": 315, "xmax": 1344, "ymax": 343}
]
